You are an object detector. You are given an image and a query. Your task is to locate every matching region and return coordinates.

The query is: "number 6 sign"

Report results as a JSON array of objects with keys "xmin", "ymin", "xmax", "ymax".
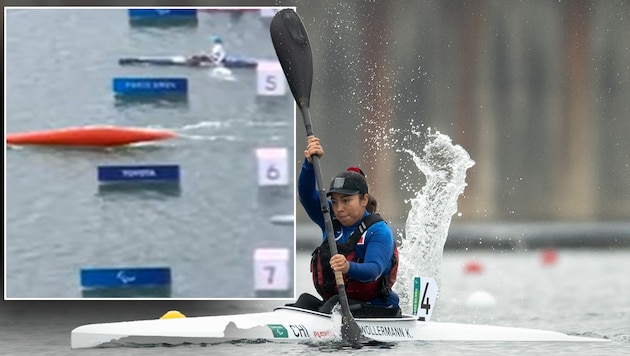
[{"xmin": 255, "ymin": 147, "xmax": 289, "ymax": 186}]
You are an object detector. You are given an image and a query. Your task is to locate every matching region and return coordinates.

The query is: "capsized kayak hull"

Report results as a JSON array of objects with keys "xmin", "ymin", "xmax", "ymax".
[
  {"xmin": 6, "ymin": 126, "xmax": 176, "ymax": 147},
  {"xmin": 118, "ymin": 55, "xmax": 258, "ymax": 68},
  {"xmin": 70, "ymin": 306, "xmax": 608, "ymax": 349}
]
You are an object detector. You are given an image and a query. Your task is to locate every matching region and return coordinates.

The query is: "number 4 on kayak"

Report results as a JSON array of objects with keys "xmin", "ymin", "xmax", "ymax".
[{"xmin": 410, "ymin": 276, "xmax": 438, "ymax": 322}]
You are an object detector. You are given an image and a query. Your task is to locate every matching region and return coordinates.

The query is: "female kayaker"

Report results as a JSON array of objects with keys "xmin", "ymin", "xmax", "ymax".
[{"xmin": 290, "ymin": 136, "xmax": 400, "ymax": 318}]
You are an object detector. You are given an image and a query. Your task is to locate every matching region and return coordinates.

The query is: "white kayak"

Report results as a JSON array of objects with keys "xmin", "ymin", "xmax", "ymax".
[{"xmin": 71, "ymin": 305, "xmax": 607, "ymax": 348}]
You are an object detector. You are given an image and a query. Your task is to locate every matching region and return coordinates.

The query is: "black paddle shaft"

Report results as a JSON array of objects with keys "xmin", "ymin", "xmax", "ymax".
[{"xmin": 270, "ymin": 9, "xmax": 362, "ymax": 344}]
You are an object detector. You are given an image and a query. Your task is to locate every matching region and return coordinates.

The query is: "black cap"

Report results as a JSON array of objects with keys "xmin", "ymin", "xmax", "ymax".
[{"xmin": 326, "ymin": 171, "xmax": 368, "ymax": 196}]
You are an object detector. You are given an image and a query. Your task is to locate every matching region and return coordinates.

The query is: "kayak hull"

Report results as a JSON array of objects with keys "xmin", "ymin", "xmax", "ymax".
[
  {"xmin": 6, "ymin": 126, "xmax": 176, "ymax": 147},
  {"xmin": 70, "ymin": 306, "xmax": 607, "ymax": 348},
  {"xmin": 118, "ymin": 55, "xmax": 258, "ymax": 68}
]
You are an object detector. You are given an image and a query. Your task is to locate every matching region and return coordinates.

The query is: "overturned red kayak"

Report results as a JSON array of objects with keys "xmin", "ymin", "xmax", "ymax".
[{"xmin": 6, "ymin": 126, "xmax": 176, "ymax": 147}]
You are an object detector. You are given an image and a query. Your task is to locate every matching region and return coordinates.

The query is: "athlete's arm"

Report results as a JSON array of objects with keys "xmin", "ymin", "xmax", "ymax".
[
  {"xmin": 298, "ymin": 160, "xmax": 326, "ymax": 231},
  {"xmin": 346, "ymin": 224, "xmax": 394, "ymax": 282}
]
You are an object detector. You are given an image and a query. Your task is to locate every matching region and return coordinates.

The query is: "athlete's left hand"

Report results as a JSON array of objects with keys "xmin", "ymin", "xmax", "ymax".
[{"xmin": 329, "ymin": 254, "xmax": 350, "ymax": 274}]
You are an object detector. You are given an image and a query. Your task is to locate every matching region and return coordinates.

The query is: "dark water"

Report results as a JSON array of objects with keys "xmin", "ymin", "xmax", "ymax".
[{"xmin": 5, "ymin": 8, "xmax": 295, "ymax": 298}]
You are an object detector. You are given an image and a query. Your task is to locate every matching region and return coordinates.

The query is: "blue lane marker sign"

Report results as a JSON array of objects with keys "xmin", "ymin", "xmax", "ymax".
[
  {"xmin": 80, "ymin": 267, "xmax": 172, "ymax": 288},
  {"xmin": 128, "ymin": 8, "xmax": 198, "ymax": 19},
  {"xmin": 98, "ymin": 164, "xmax": 180, "ymax": 183},
  {"xmin": 112, "ymin": 77, "xmax": 188, "ymax": 96}
]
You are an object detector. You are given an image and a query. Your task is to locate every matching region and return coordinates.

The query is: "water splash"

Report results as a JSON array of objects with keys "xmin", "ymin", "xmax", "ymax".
[
  {"xmin": 394, "ymin": 129, "xmax": 475, "ymax": 314},
  {"xmin": 329, "ymin": 304, "xmax": 344, "ymax": 341},
  {"xmin": 179, "ymin": 121, "xmax": 226, "ymax": 130},
  {"xmin": 207, "ymin": 67, "xmax": 237, "ymax": 82},
  {"xmin": 175, "ymin": 134, "xmax": 240, "ymax": 142}
]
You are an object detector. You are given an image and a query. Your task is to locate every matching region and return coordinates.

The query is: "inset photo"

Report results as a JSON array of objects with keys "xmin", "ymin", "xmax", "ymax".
[{"xmin": 5, "ymin": 6, "xmax": 296, "ymax": 300}]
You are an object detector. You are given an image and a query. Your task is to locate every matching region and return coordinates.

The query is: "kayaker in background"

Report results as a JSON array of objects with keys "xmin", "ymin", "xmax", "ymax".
[
  {"xmin": 190, "ymin": 35, "xmax": 226, "ymax": 66},
  {"xmin": 207, "ymin": 35, "xmax": 226, "ymax": 65},
  {"xmin": 289, "ymin": 136, "xmax": 401, "ymax": 318}
]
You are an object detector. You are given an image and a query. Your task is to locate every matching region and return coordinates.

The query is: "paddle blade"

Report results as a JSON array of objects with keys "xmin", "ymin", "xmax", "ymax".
[
  {"xmin": 270, "ymin": 8, "xmax": 313, "ymax": 110},
  {"xmin": 342, "ymin": 321, "xmax": 363, "ymax": 345},
  {"xmin": 337, "ymin": 282, "xmax": 362, "ymax": 344}
]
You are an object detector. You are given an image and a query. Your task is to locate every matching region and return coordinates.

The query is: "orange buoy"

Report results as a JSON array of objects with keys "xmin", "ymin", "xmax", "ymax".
[
  {"xmin": 541, "ymin": 248, "xmax": 558, "ymax": 265},
  {"xmin": 6, "ymin": 125, "xmax": 176, "ymax": 147}
]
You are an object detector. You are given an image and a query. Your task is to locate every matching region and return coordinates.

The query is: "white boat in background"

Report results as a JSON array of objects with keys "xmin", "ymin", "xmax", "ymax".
[
  {"xmin": 270, "ymin": 214, "xmax": 294, "ymax": 225},
  {"xmin": 70, "ymin": 277, "xmax": 608, "ymax": 348}
]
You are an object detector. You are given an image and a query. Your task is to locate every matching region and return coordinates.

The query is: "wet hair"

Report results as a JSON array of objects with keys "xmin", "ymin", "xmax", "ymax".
[{"xmin": 347, "ymin": 166, "xmax": 378, "ymax": 213}]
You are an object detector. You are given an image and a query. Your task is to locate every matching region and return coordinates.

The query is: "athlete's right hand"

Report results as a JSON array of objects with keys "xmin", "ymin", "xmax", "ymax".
[{"xmin": 304, "ymin": 136, "xmax": 324, "ymax": 163}]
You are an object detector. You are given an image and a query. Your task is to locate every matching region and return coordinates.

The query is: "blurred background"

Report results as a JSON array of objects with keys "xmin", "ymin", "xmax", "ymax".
[
  {"xmin": 290, "ymin": 0, "xmax": 630, "ymax": 225},
  {"xmin": 285, "ymin": 0, "xmax": 630, "ymax": 250}
]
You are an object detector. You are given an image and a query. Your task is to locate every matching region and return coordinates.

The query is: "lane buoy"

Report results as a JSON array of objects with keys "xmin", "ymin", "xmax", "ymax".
[
  {"xmin": 464, "ymin": 259, "xmax": 483, "ymax": 274},
  {"xmin": 541, "ymin": 248, "xmax": 558, "ymax": 265},
  {"xmin": 465, "ymin": 290, "xmax": 497, "ymax": 309}
]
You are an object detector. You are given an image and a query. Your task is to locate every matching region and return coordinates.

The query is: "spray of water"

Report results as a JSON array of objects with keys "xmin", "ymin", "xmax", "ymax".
[
  {"xmin": 394, "ymin": 128, "xmax": 475, "ymax": 314},
  {"xmin": 207, "ymin": 67, "xmax": 237, "ymax": 82}
]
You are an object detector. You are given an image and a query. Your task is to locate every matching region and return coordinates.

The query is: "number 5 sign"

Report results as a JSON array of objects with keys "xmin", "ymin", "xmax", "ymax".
[
  {"xmin": 255, "ymin": 147, "xmax": 289, "ymax": 186},
  {"xmin": 254, "ymin": 248, "xmax": 290, "ymax": 291},
  {"xmin": 256, "ymin": 60, "xmax": 286, "ymax": 96}
]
